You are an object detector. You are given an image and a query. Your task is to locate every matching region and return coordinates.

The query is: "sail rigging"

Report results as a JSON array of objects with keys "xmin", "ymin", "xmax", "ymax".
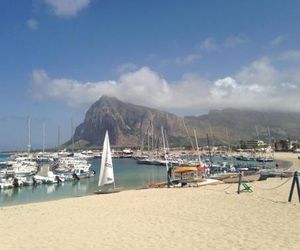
[{"xmin": 98, "ymin": 130, "xmax": 115, "ymax": 187}]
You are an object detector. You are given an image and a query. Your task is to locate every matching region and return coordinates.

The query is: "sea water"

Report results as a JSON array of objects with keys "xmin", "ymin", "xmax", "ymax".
[
  {"xmin": 0, "ymin": 154, "xmax": 11, "ymax": 160},
  {"xmin": 0, "ymin": 155, "xmax": 287, "ymax": 207},
  {"xmin": 0, "ymin": 158, "xmax": 167, "ymax": 207}
]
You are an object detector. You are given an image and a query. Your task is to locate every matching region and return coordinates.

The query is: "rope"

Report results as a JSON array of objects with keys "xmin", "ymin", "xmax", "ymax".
[
  {"xmin": 246, "ymin": 177, "xmax": 292, "ymax": 191},
  {"xmin": 190, "ymin": 171, "xmax": 299, "ymax": 204},
  {"xmin": 200, "ymin": 178, "xmax": 298, "ymax": 204},
  {"xmin": 222, "ymin": 184, "xmax": 233, "ymax": 191},
  {"xmin": 252, "ymin": 193, "xmax": 290, "ymax": 204},
  {"xmin": 237, "ymin": 175, "xmax": 296, "ymax": 204}
]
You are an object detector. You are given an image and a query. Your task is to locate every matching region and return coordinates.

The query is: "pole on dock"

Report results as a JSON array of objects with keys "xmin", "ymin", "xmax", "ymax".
[
  {"xmin": 161, "ymin": 126, "xmax": 170, "ymax": 188},
  {"xmin": 237, "ymin": 171, "xmax": 242, "ymax": 194},
  {"xmin": 288, "ymin": 171, "xmax": 300, "ymax": 203}
]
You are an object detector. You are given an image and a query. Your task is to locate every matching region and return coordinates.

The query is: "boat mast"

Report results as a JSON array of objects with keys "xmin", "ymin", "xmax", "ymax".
[
  {"xmin": 194, "ymin": 129, "xmax": 201, "ymax": 164},
  {"xmin": 161, "ymin": 126, "xmax": 170, "ymax": 187},
  {"xmin": 255, "ymin": 125, "xmax": 260, "ymax": 140},
  {"xmin": 209, "ymin": 125, "xmax": 215, "ymax": 155},
  {"xmin": 109, "ymin": 132, "xmax": 115, "ymax": 190},
  {"xmin": 27, "ymin": 117, "xmax": 31, "ymax": 154},
  {"xmin": 42, "ymin": 123, "xmax": 46, "ymax": 153},
  {"xmin": 151, "ymin": 121, "xmax": 154, "ymax": 151},
  {"xmin": 267, "ymin": 126, "xmax": 274, "ymax": 159},
  {"xmin": 255, "ymin": 125, "xmax": 260, "ymax": 159},
  {"xmin": 57, "ymin": 125, "xmax": 60, "ymax": 151},
  {"xmin": 71, "ymin": 118, "xmax": 75, "ymax": 154},
  {"xmin": 206, "ymin": 133, "xmax": 212, "ymax": 174},
  {"xmin": 226, "ymin": 127, "xmax": 230, "ymax": 153},
  {"xmin": 147, "ymin": 129, "xmax": 150, "ymax": 152},
  {"xmin": 183, "ymin": 119, "xmax": 195, "ymax": 150},
  {"xmin": 165, "ymin": 129, "xmax": 169, "ymax": 152}
]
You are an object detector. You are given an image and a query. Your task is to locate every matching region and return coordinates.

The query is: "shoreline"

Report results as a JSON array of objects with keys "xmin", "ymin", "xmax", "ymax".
[
  {"xmin": 0, "ymin": 152, "xmax": 300, "ymax": 249},
  {"xmin": 1, "ymin": 179, "xmax": 299, "ymax": 249},
  {"xmin": 0, "ymin": 152, "xmax": 297, "ymax": 207}
]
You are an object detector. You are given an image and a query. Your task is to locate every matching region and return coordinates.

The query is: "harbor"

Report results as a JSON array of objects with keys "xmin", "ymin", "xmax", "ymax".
[
  {"xmin": 0, "ymin": 148, "xmax": 293, "ymax": 207},
  {"xmin": 2, "ymin": 1, "xmax": 300, "ymax": 249},
  {"xmin": 0, "ymin": 152, "xmax": 299, "ymax": 250}
]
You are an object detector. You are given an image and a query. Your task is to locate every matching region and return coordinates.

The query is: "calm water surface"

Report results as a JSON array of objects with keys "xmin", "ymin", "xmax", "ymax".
[
  {"xmin": 0, "ymin": 155, "xmax": 287, "ymax": 207},
  {"xmin": 0, "ymin": 158, "xmax": 167, "ymax": 207}
]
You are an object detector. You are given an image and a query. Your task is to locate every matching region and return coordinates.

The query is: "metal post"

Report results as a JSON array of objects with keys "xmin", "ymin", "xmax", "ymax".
[
  {"xmin": 288, "ymin": 171, "xmax": 300, "ymax": 203},
  {"xmin": 296, "ymin": 172, "xmax": 300, "ymax": 203}
]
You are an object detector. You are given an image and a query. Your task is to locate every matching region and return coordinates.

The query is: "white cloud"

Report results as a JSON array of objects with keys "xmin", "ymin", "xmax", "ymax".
[
  {"xmin": 270, "ymin": 35, "xmax": 285, "ymax": 47},
  {"xmin": 175, "ymin": 53, "xmax": 202, "ymax": 65},
  {"xmin": 210, "ymin": 58, "xmax": 300, "ymax": 111},
  {"xmin": 281, "ymin": 82, "xmax": 298, "ymax": 89},
  {"xmin": 200, "ymin": 37, "xmax": 217, "ymax": 51},
  {"xmin": 235, "ymin": 57, "xmax": 279, "ymax": 87},
  {"xmin": 214, "ymin": 77, "xmax": 237, "ymax": 88},
  {"xmin": 279, "ymin": 50, "xmax": 300, "ymax": 62},
  {"xmin": 211, "ymin": 77, "xmax": 238, "ymax": 99},
  {"xmin": 224, "ymin": 35, "xmax": 245, "ymax": 48},
  {"xmin": 115, "ymin": 63, "xmax": 138, "ymax": 75},
  {"xmin": 31, "ymin": 69, "xmax": 117, "ymax": 107},
  {"xmin": 31, "ymin": 67, "xmax": 171, "ymax": 109},
  {"xmin": 31, "ymin": 56, "xmax": 300, "ymax": 113},
  {"xmin": 44, "ymin": 0, "xmax": 91, "ymax": 17},
  {"xmin": 200, "ymin": 35, "xmax": 246, "ymax": 51},
  {"xmin": 26, "ymin": 18, "xmax": 39, "ymax": 29}
]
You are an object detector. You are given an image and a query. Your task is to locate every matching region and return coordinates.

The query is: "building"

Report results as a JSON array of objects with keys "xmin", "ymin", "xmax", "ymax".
[{"xmin": 246, "ymin": 140, "xmax": 266, "ymax": 149}]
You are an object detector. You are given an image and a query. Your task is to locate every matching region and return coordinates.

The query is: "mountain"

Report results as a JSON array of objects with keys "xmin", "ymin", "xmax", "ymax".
[
  {"xmin": 72, "ymin": 96, "xmax": 187, "ymax": 148},
  {"xmin": 70, "ymin": 96, "xmax": 300, "ymax": 148},
  {"xmin": 185, "ymin": 109, "xmax": 300, "ymax": 145}
]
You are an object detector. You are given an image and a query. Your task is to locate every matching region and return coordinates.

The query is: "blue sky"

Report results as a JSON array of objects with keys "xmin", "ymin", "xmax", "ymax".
[{"xmin": 1, "ymin": 0, "xmax": 300, "ymax": 150}]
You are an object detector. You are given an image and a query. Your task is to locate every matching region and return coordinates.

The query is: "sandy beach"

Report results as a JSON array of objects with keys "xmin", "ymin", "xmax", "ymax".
[
  {"xmin": 274, "ymin": 152, "xmax": 300, "ymax": 170},
  {"xmin": 0, "ymin": 152, "xmax": 300, "ymax": 250}
]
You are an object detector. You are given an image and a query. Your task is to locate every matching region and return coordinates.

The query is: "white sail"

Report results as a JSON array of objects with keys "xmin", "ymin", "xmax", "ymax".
[{"xmin": 98, "ymin": 130, "xmax": 114, "ymax": 187}]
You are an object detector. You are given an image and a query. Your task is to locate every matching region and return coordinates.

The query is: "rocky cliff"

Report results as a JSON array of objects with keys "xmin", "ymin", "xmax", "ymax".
[
  {"xmin": 70, "ymin": 96, "xmax": 300, "ymax": 148},
  {"xmin": 72, "ymin": 96, "xmax": 187, "ymax": 147}
]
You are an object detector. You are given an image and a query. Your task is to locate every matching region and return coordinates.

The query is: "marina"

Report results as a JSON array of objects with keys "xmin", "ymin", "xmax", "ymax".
[
  {"xmin": 2, "ymin": 2, "xmax": 300, "ymax": 249},
  {"xmin": 0, "ymin": 156, "xmax": 299, "ymax": 250},
  {"xmin": 0, "ymin": 150, "xmax": 290, "ymax": 207},
  {"xmin": 0, "ymin": 156, "xmax": 166, "ymax": 206}
]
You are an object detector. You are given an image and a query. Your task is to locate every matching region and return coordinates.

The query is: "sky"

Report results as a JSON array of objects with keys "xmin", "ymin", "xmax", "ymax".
[{"xmin": 1, "ymin": 0, "xmax": 300, "ymax": 150}]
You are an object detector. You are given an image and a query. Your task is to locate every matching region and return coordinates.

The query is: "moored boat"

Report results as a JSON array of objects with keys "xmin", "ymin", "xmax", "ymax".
[
  {"xmin": 95, "ymin": 130, "xmax": 121, "ymax": 194},
  {"xmin": 222, "ymin": 173, "xmax": 261, "ymax": 183}
]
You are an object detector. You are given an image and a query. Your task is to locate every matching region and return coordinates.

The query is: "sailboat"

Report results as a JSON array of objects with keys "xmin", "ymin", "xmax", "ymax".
[{"xmin": 94, "ymin": 130, "xmax": 121, "ymax": 194}]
